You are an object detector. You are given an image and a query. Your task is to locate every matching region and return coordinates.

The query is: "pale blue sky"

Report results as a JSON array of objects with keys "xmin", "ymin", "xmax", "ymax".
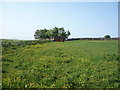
[{"xmin": 0, "ymin": 2, "xmax": 118, "ymax": 40}]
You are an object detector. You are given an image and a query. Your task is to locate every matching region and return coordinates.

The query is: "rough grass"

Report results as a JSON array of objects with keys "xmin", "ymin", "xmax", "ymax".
[{"xmin": 2, "ymin": 40, "xmax": 119, "ymax": 88}]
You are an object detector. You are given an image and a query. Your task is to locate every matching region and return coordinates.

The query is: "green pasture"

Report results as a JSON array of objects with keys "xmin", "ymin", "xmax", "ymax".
[{"xmin": 2, "ymin": 40, "xmax": 119, "ymax": 88}]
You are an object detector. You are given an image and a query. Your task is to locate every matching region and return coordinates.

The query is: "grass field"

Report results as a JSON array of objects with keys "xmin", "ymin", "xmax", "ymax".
[{"xmin": 2, "ymin": 40, "xmax": 119, "ymax": 88}]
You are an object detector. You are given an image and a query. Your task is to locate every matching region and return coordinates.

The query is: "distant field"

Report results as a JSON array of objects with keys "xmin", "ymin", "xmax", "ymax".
[
  {"xmin": 2, "ymin": 40, "xmax": 119, "ymax": 88},
  {"xmin": 1, "ymin": 39, "xmax": 51, "ymax": 47},
  {"xmin": 1, "ymin": 39, "xmax": 23, "ymax": 41}
]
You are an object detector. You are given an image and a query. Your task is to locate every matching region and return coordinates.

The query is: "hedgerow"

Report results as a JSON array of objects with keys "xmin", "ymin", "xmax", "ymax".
[{"xmin": 1, "ymin": 40, "xmax": 51, "ymax": 47}]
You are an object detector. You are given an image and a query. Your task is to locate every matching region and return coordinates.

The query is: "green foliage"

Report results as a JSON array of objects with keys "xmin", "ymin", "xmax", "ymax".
[
  {"xmin": 34, "ymin": 29, "xmax": 48, "ymax": 40},
  {"xmin": 104, "ymin": 35, "xmax": 111, "ymax": 39},
  {"xmin": 2, "ymin": 40, "xmax": 119, "ymax": 88},
  {"xmin": 1, "ymin": 39, "xmax": 51, "ymax": 47},
  {"xmin": 34, "ymin": 27, "xmax": 71, "ymax": 40}
]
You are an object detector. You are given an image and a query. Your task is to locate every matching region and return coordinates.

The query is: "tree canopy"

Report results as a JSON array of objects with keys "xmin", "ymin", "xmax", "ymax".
[
  {"xmin": 34, "ymin": 27, "xmax": 71, "ymax": 40},
  {"xmin": 104, "ymin": 35, "xmax": 111, "ymax": 39}
]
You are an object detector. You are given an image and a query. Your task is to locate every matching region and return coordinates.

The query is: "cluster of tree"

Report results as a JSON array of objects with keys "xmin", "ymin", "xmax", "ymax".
[
  {"xmin": 104, "ymin": 35, "xmax": 111, "ymax": 39},
  {"xmin": 34, "ymin": 27, "xmax": 71, "ymax": 40}
]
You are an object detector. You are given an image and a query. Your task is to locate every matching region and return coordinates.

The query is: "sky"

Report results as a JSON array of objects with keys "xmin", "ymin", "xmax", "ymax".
[{"xmin": 0, "ymin": 2, "xmax": 118, "ymax": 40}]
